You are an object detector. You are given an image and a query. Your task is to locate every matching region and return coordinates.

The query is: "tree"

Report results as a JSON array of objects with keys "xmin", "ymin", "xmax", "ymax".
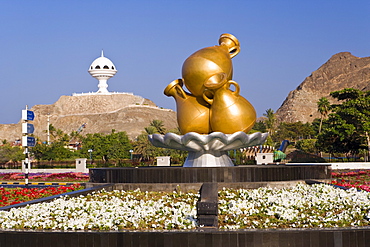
[
  {"xmin": 47, "ymin": 124, "xmax": 69, "ymax": 142},
  {"xmin": 134, "ymin": 121, "xmax": 169, "ymax": 161},
  {"xmin": 263, "ymin": 108, "xmax": 275, "ymax": 135},
  {"xmin": 144, "ymin": 126, "xmax": 158, "ymax": 135},
  {"xmin": 34, "ymin": 126, "xmax": 133, "ymax": 162},
  {"xmin": 134, "ymin": 133, "xmax": 162, "ymax": 161},
  {"xmin": 251, "ymin": 121, "xmax": 267, "ymax": 133},
  {"xmin": 133, "ymin": 121, "xmax": 187, "ymax": 164},
  {"xmin": 80, "ymin": 130, "xmax": 133, "ymax": 163},
  {"xmin": 31, "ymin": 140, "xmax": 77, "ymax": 161},
  {"xmin": 69, "ymin": 130, "xmax": 84, "ymax": 145},
  {"xmin": 104, "ymin": 131, "xmax": 133, "ymax": 161},
  {"xmin": 0, "ymin": 144, "xmax": 24, "ymax": 162},
  {"xmin": 295, "ymin": 139, "xmax": 318, "ymax": 154},
  {"xmin": 31, "ymin": 142, "xmax": 52, "ymax": 160},
  {"xmin": 32, "ymin": 126, "xmax": 75, "ymax": 161},
  {"xmin": 317, "ymin": 97, "xmax": 330, "ymax": 134},
  {"xmin": 316, "ymin": 88, "xmax": 370, "ymax": 159},
  {"xmin": 273, "ymin": 121, "xmax": 314, "ymax": 143},
  {"xmin": 149, "ymin": 120, "xmax": 166, "ymax": 135}
]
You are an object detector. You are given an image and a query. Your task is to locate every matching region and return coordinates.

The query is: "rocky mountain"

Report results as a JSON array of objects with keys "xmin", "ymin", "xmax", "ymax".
[
  {"xmin": 0, "ymin": 93, "xmax": 178, "ymax": 142},
  {"xmin": 275, "ymin": 52, "xmax": 370, "ymax": 123}
]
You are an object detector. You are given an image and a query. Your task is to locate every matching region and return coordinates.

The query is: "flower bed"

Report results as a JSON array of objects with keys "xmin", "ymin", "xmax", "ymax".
[
  {"xmin": 0, "ymin": 183, "xmax": 369, "ymax": 230},
  {"xmin": 0, "ymin": 184, "xmax": 83, "ymax": 207},
  {"xmin": 219, "ymin": 184, "xmax": 370, "ymax": 229},
  {"xmin": 0, "ymin": 189, "xmax": 199, "ymax": 230},
  {"xmin": 331, "ymin": 170, "xmax": 370, "ymax": 192},
  {"xmin": 0, "ymin": 172, "xmax": 89, "ymax": 182}
]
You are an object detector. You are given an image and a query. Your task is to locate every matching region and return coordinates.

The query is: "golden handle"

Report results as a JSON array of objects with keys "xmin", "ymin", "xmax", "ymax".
[
  {"xmin": 228, "ymin": 80, "xmax": 240, "ymax": 96},
  {"xmin": 228, "ymin": 46, "xmax": 240, "ymax": 58},
  {"xmin": 164, "ymin": 79, "xmax": 187, "ymax": 99},
  {"xmin": 175, "ymin": 84, "xmax": 187, "ymax": 99},
  {"xmin": 219, "ymin": 33, "xmax": 240, "ymax": 58},
  {"xmin": 203, "ymin": 90, "xmax": 214, "ymax": 105}
]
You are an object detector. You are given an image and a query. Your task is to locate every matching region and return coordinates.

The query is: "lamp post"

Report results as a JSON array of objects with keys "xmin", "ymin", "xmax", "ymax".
[
  {"xmin": 47, "ymin": 113, "xmax": 50, "ymax": 145},
  {"xmin": 129, "ymin": 149, "xmax": 133, "ymax": 160},
  {"xmin": 88, "ymin": 149, "xmax": 93, "ymax": 165}
]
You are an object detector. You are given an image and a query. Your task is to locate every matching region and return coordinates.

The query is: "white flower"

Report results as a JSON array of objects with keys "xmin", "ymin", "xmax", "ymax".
[{"xmin": 1, "ymin": 183, "xmax": 369, "ymax": 230}]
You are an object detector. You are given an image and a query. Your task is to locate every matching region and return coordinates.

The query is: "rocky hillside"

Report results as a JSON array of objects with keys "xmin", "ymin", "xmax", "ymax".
[
  {"xmin": 275, "ymin": 52, "xmax": 370, "ymax": 123},
  {"xmin": 0, "ymin": 93, "xmax": 178, "ymax": 142}
]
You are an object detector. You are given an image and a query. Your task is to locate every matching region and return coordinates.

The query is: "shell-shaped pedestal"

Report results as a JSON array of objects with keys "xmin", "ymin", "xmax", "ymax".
[
  {"xmin": 184, "ymin": 150, "xmax": 233, "ymax": 167},
  {"xmin": 148, "ymin": 132, "xmax": 268, "ymax": 167}
]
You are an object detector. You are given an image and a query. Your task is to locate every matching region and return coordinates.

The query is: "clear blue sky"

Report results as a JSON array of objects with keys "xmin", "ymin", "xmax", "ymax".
[{"xmin": 1, "ymin": 0, "xmax": 369, "ymax": 124}]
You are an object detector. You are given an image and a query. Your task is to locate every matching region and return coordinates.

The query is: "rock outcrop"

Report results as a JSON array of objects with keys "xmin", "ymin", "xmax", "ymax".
[
  {"xmin": 0, "ymin": 93, "xmax": 178, "ymax": 142},
  {"xmin": 275, "ymin": 52, "xmax": 370, "ymax": 123}
]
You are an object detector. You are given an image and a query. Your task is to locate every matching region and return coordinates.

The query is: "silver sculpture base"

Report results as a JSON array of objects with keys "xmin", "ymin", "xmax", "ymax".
[
  {"xmin": 149, "ymin": 131, "xmax": 268, "ymax": 167},
  {"xmin": 184, "ymin": 150, "xmax": 233, "ymax": 167}
]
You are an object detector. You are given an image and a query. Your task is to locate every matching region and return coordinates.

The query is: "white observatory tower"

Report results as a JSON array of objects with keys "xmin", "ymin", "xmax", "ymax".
[{"xmin": 88, "ymin": 51, "xmax": 117, "ymax": 94}]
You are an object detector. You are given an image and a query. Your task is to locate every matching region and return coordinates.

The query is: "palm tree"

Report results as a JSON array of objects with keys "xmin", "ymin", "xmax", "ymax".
[
  {"xmin": 134, "ymin": 121, "xmax": 166, "ymax": 161},
  {"xmin": 144, "ymin": 126, "xmax": 158, "ymax": 135},
  {"xmin": 150, "ymin": 120, "xmax": 166, "ymax": 135},
  {"xmin": 133, "ymin": 134, "xmax": 153, "ymax": 160},
  {"xmin": 317, "ymin": 97, "xmax": 330, "ymax": 134},
  {"xmin": 263, "ymin": 108, "xmax": 275, "ymax": 135}
]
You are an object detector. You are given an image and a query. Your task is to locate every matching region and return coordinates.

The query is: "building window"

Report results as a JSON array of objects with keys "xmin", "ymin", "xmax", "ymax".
[
  {"xmin": 112, "ymin": 66, "xmax": 115, "ymax": 70},
  {"xmin": 95, "ymin": 65, "xmax": 101, "ymax": 69},
  {"xmin": 103, "ymin": 65, "xmax": 109, "ymax": 69}
]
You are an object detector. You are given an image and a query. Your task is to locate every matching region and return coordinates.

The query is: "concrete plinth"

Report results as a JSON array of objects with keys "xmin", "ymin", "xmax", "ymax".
[{"xmin": 89, "ymin": 164, "xmax": 331, "ymax": 184}]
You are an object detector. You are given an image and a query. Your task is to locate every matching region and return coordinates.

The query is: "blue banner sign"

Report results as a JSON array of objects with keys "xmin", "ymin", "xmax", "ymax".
[
  {"xmin": 22, "ymin": 123, "xmax": 35, "ymax": 134},
  {"xmin": 27, "ymin": 123, "xmax": 35, "ymax": 134},
  {"xmin": 22, "ymin": 136, "xmax": 36, "ymax": 147},
  {"xmin": 22, "ymin": 110, "xmax": 35, "ymax": 121}
]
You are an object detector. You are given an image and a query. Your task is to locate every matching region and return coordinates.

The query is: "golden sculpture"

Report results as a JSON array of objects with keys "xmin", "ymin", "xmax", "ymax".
[
  {"xmin": 164, "ymin": 79, "xmax": 211, "ymax": 134},
  {"xmin": 165, "ymin": 33, "xmax": 256, "ymax": 134}
]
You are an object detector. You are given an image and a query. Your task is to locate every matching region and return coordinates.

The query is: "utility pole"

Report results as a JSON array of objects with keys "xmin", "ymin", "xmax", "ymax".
[{"xmin": 47, "ymin": 113, "xmax": 50, "ymax": 145}]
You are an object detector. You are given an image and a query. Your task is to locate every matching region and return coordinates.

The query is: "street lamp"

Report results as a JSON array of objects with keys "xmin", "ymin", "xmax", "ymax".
[
  {"xmin": 129, "ymin": 149, "xmax": 133, "ymax": 160},
  {"xmin": 88, "ymin": 149, "xmax": 93, "ymax": 165}
]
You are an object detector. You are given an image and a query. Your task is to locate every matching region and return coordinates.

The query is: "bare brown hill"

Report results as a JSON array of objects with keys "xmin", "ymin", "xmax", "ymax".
[
  {"xmin": 275, "ymin": 52, "xmax": 370, "ymax": 123},
  {"xmin": 0, "ymin": 93, "xmax": 178, "ymax": 142}
]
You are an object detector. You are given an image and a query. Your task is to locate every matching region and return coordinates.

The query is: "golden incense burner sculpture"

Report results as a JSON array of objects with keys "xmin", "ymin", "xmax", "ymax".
[
  {"xmin": 150, "ymin": 34, "xmax": 267, "ymax": 167},
  {"xmin": 164, "ymin": 33, "xmax": 256, "ymax": 134}
]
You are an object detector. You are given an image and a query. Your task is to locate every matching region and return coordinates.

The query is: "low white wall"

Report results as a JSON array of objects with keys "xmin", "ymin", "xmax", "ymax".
[
  {"xmin": 329, "ymin": 162, "xmax": 370, "ymax": 170},
  {"xmin": 286, "ymin": 162, "xmax": 370, "ymax": 170},
  {"xmin": 0, "ymin": 159, "xmax": 89, "ymax": 174},
  {"xmin": 0, "ymin": 169, "xmax": 89, "ymax": 174},
  {"xmin": 1, "ymin": 162, "xmax": 370, "ymax": 174}
]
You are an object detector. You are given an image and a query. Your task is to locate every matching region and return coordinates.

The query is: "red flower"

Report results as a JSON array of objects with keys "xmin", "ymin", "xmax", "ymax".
[{"xmin": 0, "ymin": 184, "xmax": 83, "ymax": 207}]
